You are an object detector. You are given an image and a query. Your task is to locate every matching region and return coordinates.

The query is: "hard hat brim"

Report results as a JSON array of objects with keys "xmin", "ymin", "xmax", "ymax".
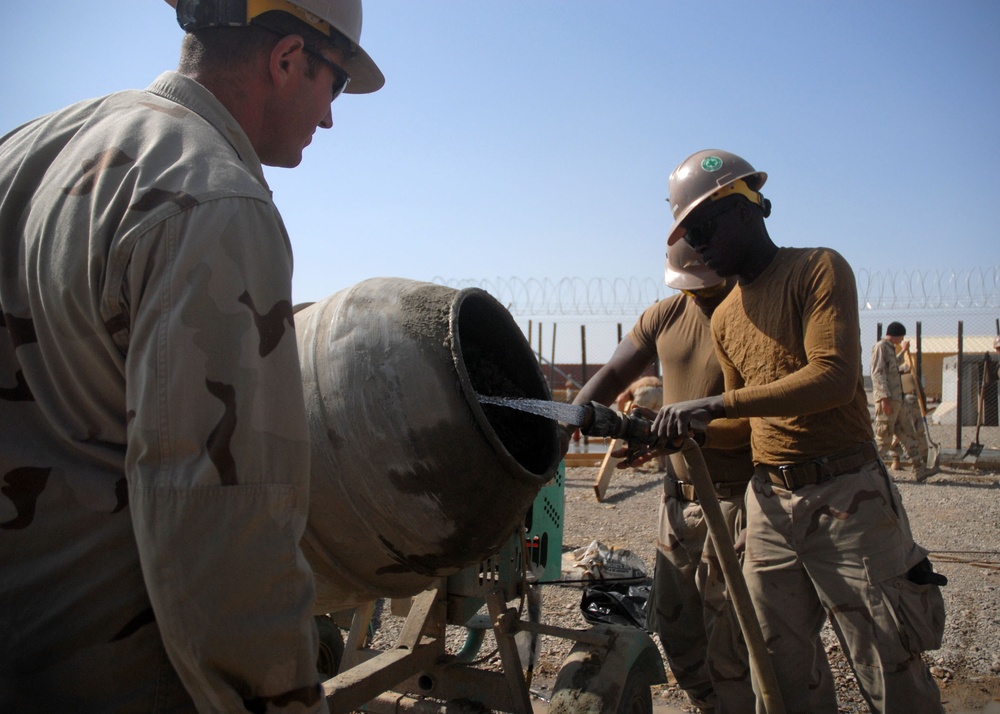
[{"xmin": 341, "ymin": 45, "xmax": 384, "ymax": 94}]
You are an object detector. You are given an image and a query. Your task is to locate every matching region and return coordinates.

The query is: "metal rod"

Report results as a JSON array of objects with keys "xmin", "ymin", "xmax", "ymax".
[
  {"xmin": 957, "ymin": 321, "xmax": 964, "ymax": 450},
  {"xmin": 580, "ymin": 325, "xmax": 588, "ymax": 444},
  {"xmin": 916, "ymin": 321, "xmax": 923, "ymax": 388}
]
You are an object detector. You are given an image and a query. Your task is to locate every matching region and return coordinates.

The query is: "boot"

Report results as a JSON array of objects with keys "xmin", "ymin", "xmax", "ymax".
[{"xmin": 912, "ymin": 464, "xmax": 939, "ymax": 482}]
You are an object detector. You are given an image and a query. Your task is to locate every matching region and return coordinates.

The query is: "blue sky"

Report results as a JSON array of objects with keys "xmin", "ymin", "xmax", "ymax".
[{"xmin": 3, "ymin": 1, "xmax": 998, "ymax": 307}]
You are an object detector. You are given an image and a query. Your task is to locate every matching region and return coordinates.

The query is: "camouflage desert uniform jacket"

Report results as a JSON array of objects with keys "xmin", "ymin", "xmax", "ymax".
[
  {"xmin": 871, "ymin": 338, "xmax": 905, "ymax": 403},
  {"xmin": 0, "ymin": 71, "xmax": 325, "ymax": 712}
]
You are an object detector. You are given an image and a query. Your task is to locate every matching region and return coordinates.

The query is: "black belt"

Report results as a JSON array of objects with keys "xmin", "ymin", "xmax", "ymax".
[
  {"xmin": 665, "ymin": 477, "xmax": 750, "ymax": 502},
  {"xmin": 755, "ymin": 441, "xmax": 879, "ymax": 491}
]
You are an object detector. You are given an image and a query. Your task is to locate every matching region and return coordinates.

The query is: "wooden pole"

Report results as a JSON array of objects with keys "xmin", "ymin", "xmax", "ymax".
[
  {"xmin": 550, "ymin": 323, "xmax": 557, "ymax": 388},
  {"xmin": 672, "ymin": 441, "xmax": 786, "ymax": 714}
]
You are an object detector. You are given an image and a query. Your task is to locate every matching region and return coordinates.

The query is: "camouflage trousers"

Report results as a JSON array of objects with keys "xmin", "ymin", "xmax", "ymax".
[
  {"xmin": 744, "ymin": 456, "xmax": 944, "ymax": 713},
  {"xmin": 900, "ymin": 394, "xmax": 929, "ymax": 465},
  {"xmin": 874, "ymin": 397, "xmax": 922, "ymax": 466},
  {"xmin": 647, "ymin": 491, "xmax": 755, "ymax": 714}
]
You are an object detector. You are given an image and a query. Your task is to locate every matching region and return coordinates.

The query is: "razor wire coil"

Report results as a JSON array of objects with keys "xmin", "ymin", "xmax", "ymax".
[{"xmin": 435, "ymin": 266, "xmax": 1000, "ymax": 317}]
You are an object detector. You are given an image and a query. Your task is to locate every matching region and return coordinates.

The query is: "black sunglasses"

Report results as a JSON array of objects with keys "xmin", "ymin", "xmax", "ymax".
[{"xmin": 682, "ymin": 202, "xmax": 736, "ymax": 249}]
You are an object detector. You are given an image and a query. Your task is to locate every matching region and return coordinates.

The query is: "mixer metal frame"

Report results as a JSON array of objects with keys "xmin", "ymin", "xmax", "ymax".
[{"xmin": 320, "ymin": 531, "xmax": 665, "ymax": 714}]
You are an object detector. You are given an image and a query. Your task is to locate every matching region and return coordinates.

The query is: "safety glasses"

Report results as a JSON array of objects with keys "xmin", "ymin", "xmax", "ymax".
[{"xmin": 301, "ymin": 45, "xmax": 351, "ymax": 102}]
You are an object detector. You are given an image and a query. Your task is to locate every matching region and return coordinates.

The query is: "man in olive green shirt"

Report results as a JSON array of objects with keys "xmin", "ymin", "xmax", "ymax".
[
  {"xmin": 655, "ymin": 149, "xmax": 944, "ymax": 713},
  {"xmin": 570, "ymin": 240, "xmax": 754, "ymax": 714}
]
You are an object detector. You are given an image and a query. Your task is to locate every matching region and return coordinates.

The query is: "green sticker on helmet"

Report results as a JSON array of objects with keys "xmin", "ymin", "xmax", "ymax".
[{"xmin": 701, "ymin": 156, "xmax": 723, "ymax": 172}]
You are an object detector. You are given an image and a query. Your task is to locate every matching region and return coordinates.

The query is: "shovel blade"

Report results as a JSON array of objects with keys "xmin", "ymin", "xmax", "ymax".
[
  {"xmin": 926, "ymin": 442, "xmax": 941, "ymax": 470},
  {"xmin": 962, "ymin": 442, "xmax": 984, "ymax": 462}
]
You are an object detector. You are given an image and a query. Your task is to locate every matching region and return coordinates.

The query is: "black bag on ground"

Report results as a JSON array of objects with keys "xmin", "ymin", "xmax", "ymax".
[{"xmin": 580, "ymin": 581, "xmax": 652, "ymax": 630}]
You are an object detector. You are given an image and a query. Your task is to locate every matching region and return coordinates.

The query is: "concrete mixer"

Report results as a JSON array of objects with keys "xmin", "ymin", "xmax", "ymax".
[
  {"xmin": 293, "ymin": 278, "xmax": 667, "ymax": 714},
  {"xmin": 295, "ymin": 278, "xmax": 561, "ymax": 611}
]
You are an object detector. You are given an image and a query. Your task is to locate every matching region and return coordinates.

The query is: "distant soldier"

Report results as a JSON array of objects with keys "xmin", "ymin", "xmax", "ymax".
[
  {"xmin": 872, "ymin": 322, "xmax": 930, "ymax": 479},
  {"xmin": 897, "ymin": 343, "xmax": 931, "ymax": 471}
]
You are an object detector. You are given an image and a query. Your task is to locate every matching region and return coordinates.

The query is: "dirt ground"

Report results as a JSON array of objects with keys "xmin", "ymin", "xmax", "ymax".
[
  {"xmin": 360, "ymin": 425, "xmax": 1000, "ymax": 712},
  {"xmin": 532, "ymin": 426, "xmax": 1000, "ymax": 713}
]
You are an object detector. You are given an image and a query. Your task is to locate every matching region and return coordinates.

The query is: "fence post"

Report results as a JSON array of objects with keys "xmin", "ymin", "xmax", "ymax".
[
  {"xmin": 550, "ymin": 323, "xmax": 557, "ymax": 388},
  {"xmin": 956, "ymin": 321, "xmax": 963, "ymax": 450},
  {"xmin": 915, "ymin": 322, "xmax": 923, "ymax": 392},
  {"xmin": 581, "ymin": 325, "xmax": 588, "ymax": 444},
  {"xmin": 537, "ymin": 323, "xmax": 543, "ymax": 366}
]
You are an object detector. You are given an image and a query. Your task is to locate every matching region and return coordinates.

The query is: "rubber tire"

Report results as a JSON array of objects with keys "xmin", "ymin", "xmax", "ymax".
[
  {"xmin": 315, "ymin": 614, "xmax": 345, "ymax": 678},
  {"xmin": 616, "ymin": 666, "xmax": 653, "ymax": 714}
]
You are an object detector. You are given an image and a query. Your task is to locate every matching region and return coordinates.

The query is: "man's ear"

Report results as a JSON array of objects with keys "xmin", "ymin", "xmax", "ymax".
[{"xmin": 269, "ymin": 34, "xmax": 306, "ymax": 87}]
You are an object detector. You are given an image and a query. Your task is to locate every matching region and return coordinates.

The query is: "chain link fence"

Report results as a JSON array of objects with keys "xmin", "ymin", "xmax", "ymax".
[{"xmin": 436, "ymin": 267, "xmax": 1000, "ymax": 451}]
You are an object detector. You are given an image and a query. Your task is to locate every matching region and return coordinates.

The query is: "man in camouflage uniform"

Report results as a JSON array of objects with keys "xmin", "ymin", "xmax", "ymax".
[
  {"xmin": 0, "ymin": 1, "xmax": 382, "ymax": 711},
  {"xmin": 656, "ymin": 150, "xmax": 945, "ymax": 713},
  {"xmin": 871, "ymin": 321, "xmax": 929, "ymax": 479},
  {"xmin": 567, "ymin": 240, "xmax": 755, "ymax": 714},
  {"xmin": 898, "ymin": 343, "xmax": 933, "ymax": 471}
]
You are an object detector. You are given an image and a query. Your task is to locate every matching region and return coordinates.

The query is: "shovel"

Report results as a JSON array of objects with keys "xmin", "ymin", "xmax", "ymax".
[{"xmin": 962, "ymin": 354, "xmax": 990, "ymax": 462}]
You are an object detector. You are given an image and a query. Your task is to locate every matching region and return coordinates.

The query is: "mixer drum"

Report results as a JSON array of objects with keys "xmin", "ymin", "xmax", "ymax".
[{"xmin": 295, "ymin": 278, "xmax": 559, "ymax": 612}]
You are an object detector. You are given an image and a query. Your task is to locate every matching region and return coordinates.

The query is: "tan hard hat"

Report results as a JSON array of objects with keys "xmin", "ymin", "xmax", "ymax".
[
  {"xmin": 666, "ymin": 149, "xmax": 766, "ymax": 245},
  {"xmin": 664, "ymin": 237, "xmax": 724, "ymax": 290},
  {"xmin": 167, "ymin": 0, "xmax": 383, "ymax": 93}
]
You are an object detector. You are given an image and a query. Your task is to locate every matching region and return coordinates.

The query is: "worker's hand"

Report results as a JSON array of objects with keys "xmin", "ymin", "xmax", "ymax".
[
  {"xmin": 901, "ymin": 340, "xmax": 910, "ymax": 353},
  {"xmin": 611, "ymin": 404, "xmax": 680, "ymax": 468},
  {"xmin": 734, "ymin": 528, "xmax": 748, "ymax": 555},
  {"xmin": 611, "ymin": 441, "xmax": 677, "ymax": 469},
  {"xmin": 652, "ymin": 396, "xmax": 726, "ymax": 442},
  {"xmin": 879, "ymin": 397, "xmax": 893, "ymax": 415}
]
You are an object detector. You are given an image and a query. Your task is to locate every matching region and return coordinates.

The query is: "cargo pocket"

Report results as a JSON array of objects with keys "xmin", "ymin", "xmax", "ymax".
[{"xmin": 865, "ymin": 551, "xmax": 946, "ymax": 654}]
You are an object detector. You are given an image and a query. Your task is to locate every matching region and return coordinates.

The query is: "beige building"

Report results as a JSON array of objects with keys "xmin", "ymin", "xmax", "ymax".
[{"xmin": 912, "ymin": 335, "xmax": 997, "ymax": 402}]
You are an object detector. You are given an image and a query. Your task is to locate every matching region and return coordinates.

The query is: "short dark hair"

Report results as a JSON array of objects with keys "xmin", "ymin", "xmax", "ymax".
[
  {"xmin": 178, "ymin": 10, "xmax": 350, "ymax": 78},
  {"xmin": 886, "ymin": 322, "xmax": 906, "ymax": 337}
]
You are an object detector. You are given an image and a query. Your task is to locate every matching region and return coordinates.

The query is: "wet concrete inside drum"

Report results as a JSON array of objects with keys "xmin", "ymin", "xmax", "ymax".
[{"xmin": 457, "ymin": 293, "xmax": 556, "ymax": 475}]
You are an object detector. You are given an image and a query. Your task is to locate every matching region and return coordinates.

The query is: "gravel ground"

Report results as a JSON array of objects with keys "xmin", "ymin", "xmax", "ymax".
[{"xmin": 363, "ymin": 424, "xmax": 1000, "ymax": 713}]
